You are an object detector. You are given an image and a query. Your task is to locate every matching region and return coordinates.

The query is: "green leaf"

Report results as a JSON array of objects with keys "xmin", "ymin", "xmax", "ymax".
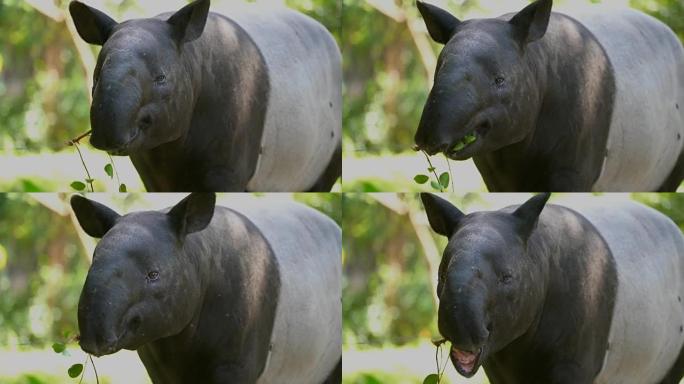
[
  {"xmin": 70, "ymin": 181, "xmax": 86, "ymax": 191},
  {"xmin": 439, "ymin": 172, "xmax": 450, "ymax": 188},
  {"xmin": 430, "ymin": 181, "xmax": 442, "ymax": 191},
  {"xmin": 67, "ymin": 363, "xmax": 83, "ymax": 378},
  {"xmin": 414, "ymin": 174, "xmax": 429, "ymax": 184},
  {"xmin": 118, "ymin": 184, "xmax": 127, "ymax": 193},
  {"xmin": 423, "ymin": 374, "xmax": 439, "ymax": 384},
  {"xmin": 104, "ymin": 163, "xmax": 114, "ymax": 178},
  {"xmin": 427, "ymin": 167, "xmax": 436, "ymax": 172},
  {"xmin": 51, "ymin": 342, "xmax": 65, "ymax": 353}
]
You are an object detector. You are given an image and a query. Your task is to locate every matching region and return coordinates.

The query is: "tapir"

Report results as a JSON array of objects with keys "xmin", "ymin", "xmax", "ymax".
[
  {"xmin": 71, "ymin": 193, "xmax": 342, "ymax": 383},
  {"xmin": 414, "ymin": 0, "xmax": 684, "ymax": 192},
  {"xmin": 69, "ymin": 0, "xmax": 342, "ymax": 192},
  {"xmin": 421, "ymin": 193, "xmax": 684, "ymax": 383}
]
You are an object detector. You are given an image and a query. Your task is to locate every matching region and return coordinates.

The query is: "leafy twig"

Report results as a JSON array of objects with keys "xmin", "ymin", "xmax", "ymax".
[
  {"xmin": 421, "ymin": 151, "xmax": 443, "ymax": 191},
  {"xmin": 72, "ymin": 142, "xmax": 94, "ymax": 192}
]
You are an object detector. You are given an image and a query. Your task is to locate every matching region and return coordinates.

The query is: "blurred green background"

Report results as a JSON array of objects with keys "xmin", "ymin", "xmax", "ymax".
[
  {"xmin": 0, "ymin": 192, "xmax": 340, "ymax": 384},
  {"xmin": 341, "ymin": 0, "xmax": 684, "ymax": 192},
  {"xmin": 0, "ymin": 0, "xmax": 340, "ymax": 192},
  {"xmin": 342, "ymin": 193, "xmax": 684, "ymax": 383}
]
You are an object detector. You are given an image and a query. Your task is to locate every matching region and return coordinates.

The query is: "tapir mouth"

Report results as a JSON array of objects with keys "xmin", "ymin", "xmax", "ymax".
[
  {"xmin": 104, "ymin": 128, "xmax": 141, "ymax": 156},
  {"xmin": 450, "ymin": 346, "xmax": 483, "ymax": 378},
  {"xmin": 445, "ymin": 120, "xmax": 491, "ymax": 161}
]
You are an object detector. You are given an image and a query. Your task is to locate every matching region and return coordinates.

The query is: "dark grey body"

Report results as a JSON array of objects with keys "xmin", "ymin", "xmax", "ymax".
[
  {"xmin": 421, "ymin": 194, "xmax": 684, "ymax": 383},
  {"xmin": 415, "ymin": 1, "xmax": 684, "ymax": 192},
  {"xmin": 70, "ymin": 1, "xmax": 342, "ymax": 192},
  {"xmin": 71, "ymin": 194, "xmax": 341, "ymax": 383}
]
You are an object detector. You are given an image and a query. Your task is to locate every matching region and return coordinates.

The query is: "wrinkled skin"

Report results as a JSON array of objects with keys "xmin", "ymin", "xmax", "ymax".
[
  {"xmin": 415, "ymin": 18, "xmax": 539, "ymax": 161},
  {"xmin": 421, "ymin": 193, "xmax": 630, "ymax": 383},
  {"xmin": 71, "ymin": 193, "xmax": 342, "ymax": 383},
  {"xmin": 72, "ymin": 194, "xmax": 214, "ymax": 357},
  {"xmin": 414, "ymin": 0, "xmax": 622, "ymax": 191},
  {"xmin": 88, "ymin": 21, "xmax": 196, "ymax": 154},
  {"xmin": 69, "ymin": 0, "xmax": 341, "ymax": 192},
  {"xmin": 423, "ymin": 193, "xmax": 550, "ymax": 378},
  {"xmin": 414, "ymin": 0, "xmax": 548, "ymax": 162}
]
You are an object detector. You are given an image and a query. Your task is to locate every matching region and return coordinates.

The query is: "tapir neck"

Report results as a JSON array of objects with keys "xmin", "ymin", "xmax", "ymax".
[
  {"xmin": 136, "ymin": 207, "xmax": 281, "ymax": 383},
  {"xmin": 475, "ymin": 12, "xmax": 615, "ymax": 192},
  {"xmin": 483, "ymin": 205, "xmax": 617, "ymax": 382},
  {"xmin": 129, "ymin": 13, "xmax": 270, "ymax": 192}
]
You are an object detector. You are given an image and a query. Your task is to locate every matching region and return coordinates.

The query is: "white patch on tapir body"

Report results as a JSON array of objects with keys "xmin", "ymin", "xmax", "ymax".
[
  {"xmin": 569, "ymin": 7, "xmax": 684, "ymax": 191},
  {"xmin": 224, "ymin": 7, "xmax": 341, "ymax": 191},
  {"xmin": 228, "ymin": 201, "xmax": 341, "ymax": 384},
  {"xmin": 570, "ymin": 198, "xmax": 684, "ymax": 383}
]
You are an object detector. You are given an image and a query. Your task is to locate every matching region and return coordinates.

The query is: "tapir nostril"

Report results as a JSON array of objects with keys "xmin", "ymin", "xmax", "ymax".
[
  {"xmin": 128, "ymin": 315, "xmax": 142, "ymax": 333},
  {"xmin": 139, "ymin": 114, "xmax": 152, "ymax": 130}
]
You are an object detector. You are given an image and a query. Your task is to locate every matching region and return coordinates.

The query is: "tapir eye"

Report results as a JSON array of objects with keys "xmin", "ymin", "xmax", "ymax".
[
  {"xmin": 494, "ymin": 77, "xmax": 505, "ymax": 87},
  {"xmin": 500, "ymin": 272, "xmax": 513, "ymax": 284},
  {"xmin": 154, "ymin": 74, "xmax": 166, "ymax": 84},
  {"xmin": 147, "ymin": 270, "xmax": 160, "ymax": 281}
]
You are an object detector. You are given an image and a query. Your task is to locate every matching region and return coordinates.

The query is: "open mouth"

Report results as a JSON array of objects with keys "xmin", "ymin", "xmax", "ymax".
[
  {"xmin": 450, "ymin": 346, "xmax": 483, "ymax": 378},
  {"xmin": 445, "ymin": 121, "xmax": 491, "ymax": 160}
]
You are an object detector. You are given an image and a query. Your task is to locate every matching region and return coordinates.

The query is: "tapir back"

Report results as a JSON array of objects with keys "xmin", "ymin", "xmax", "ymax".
[
  {"xmin": 229, "ymin": 200, "xmax": 341, "ymax": 383},
  {"xmin": 220, "ymin": 6, "xmax": 342, "ymax": 191},
  {"xmin": 568, "ymin": 198, "xmax": 684, "ymax": 383},
  {"xmin": 569, "ymin": 7, "xmax": 684, "ymax": 190}
]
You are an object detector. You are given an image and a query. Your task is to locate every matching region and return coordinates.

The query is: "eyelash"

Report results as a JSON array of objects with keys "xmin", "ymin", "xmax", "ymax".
[
  {"xmin": 154, "ymin": 74, "xmax": 166, "ymax": 84},
  {"xmin": 147, "ymin": 270, "xmax": 160, "ymax": 281}
]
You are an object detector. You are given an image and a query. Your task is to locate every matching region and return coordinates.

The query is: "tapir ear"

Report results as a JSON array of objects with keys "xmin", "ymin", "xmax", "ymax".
[
  {"xmin": 512, "ymin": 193, "xmax": 550, "ymax": 239},
  {"xmin": 417, "ymin": 1, "xmax": 460, "ymax": 45},
  {"xmin": 167, "ymin": 0, "xmax": 210, "ymax": 44},
  {"xmin": 69, "ymin": 1, "xmax": 118, "ymax": 46},
  {"xmin": 168, "ymin": 192, "xmax": 216, "ymax": 239},
  {"xmin": 421, "ymin": 193, "xmax": 465, "ymax": 237},
  {"xmin": 509, "ymin": 0, "xmax": 552, "ymax": 44},
  {"xmin": 70, "ymin": 195, "xmax": 121, "ymax": 238}
]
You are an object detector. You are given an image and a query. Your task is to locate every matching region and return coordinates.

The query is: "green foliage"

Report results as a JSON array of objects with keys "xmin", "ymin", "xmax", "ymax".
[
  {"xmin": 104, "ymin": 164, "xmax": 113, "ymax": 178},
  {"xmin": 343, "ymin": 194, "xmax": 436, "ymax": 347},
  {"xmin": 0, "ymin": 194, "xmax": 87, "ymax": 348},
  {"xmin": 631, "ymin": 0, "xmax": 684, "ymax": 42},
  {"xmin": 51, "ymin": 342, "xmax": 66, "ymax": 354},
  {"xmin": 0, "ymin": 1, "xmax": 90, "ymax": 153},
  {"xmin": 293, "ymin": 193, "xmax": 342, "ymax": 226},
  {"xmin": 66, "ymin": 364, "xmax": 82, "ymax": 379},
  {"xmin": 69, "ymin": 181, "xmax": 85, "ymax": 191},
  {"xmin": 342, "ymin": 0, "xmax": 479, "ymax": 156}
]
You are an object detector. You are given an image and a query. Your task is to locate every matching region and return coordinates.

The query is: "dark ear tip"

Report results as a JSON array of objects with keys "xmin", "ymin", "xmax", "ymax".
[
  {"xmin": 68, "ymin": 1, "xmax": 84, "ymax": 12},
  {"xmin": 419, "ymin": 192, "xmax": 434, "ymax": 204},
  {"xmin": 70, "ymin": 194, "xmax": 87, "ymax": 207}
]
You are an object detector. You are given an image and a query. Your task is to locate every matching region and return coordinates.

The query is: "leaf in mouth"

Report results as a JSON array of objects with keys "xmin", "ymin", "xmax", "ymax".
[
  {"xmin": 450, "ymin": 133, "xmax": 477, "ymax": 153},
  {"xmin": 451, "ymin": 141, "xmax": 466, "ymax": 152},
  {"xmin": 464, "ymin": 133, "xmax": 477, "ymax": 145}
]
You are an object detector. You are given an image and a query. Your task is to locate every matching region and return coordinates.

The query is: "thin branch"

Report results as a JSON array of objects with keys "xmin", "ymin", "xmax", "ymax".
[
  {"xmin": 89, "ymin": 354, "xmax": 100, "ymax": 384},
  {"xmin": 66, "ymin": 130, "xmax": 92, "ymax": 147},
  {"xmin": 72, "ymin": 142, "xmax": 94, "ymax": 192},
  {"xmin": 422, "ymin": 151, "xmax": 443, "ymax": 192}
]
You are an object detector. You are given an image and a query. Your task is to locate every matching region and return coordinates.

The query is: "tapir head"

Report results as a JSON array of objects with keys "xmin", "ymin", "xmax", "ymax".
[
  {"xmin": 71, "ymin": 192, "xmax": 216, "ymax": 356},
  {"xmin": 69, "ymin": 0, "xmax": 210, "ymax": 154},
  {"xmin": 414, "ymin": 0, "xmax": 552, "ymax": 159},
  {"xmin": 421, "ymin": 193, "xmax": 549, "ymax": 377}
]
